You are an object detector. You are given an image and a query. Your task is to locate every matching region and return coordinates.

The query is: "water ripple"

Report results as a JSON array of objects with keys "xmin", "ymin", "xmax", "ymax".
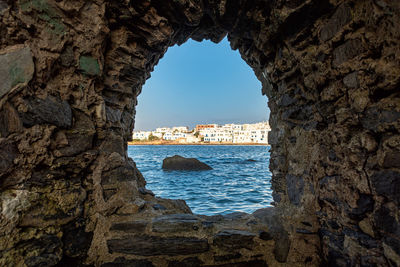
[{"xmin": 128, "ymin": 145, "xmax": 273, "ymax": 215}]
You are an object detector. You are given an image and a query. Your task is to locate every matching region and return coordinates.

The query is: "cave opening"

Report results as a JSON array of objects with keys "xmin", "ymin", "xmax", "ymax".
[{"xmin": 129, "ymin": 37, "xmax": 273, "ymax": 215}]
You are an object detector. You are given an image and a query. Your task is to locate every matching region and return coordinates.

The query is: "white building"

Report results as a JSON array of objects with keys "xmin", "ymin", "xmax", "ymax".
[
  {"xmin": 151, "ymin": 131, "xmax": 163, "ymax": 139},
  {"xmin": 177, "ymin": 133, "xmax": 200, "ymax": 143},
  {"xmin": 132, "ymin": 122, "xmax": 270, "ymax": 144},
  {"xmin": 172, "ymin": 126, "xmax": 189, "ymax": 133},
  {"xmin": 156, "ymin": 127, "xmax": 172, "ymax": 133},
  {"xmin": 132, "ymin": 131, "xmax": 152, "ymax": 140},
  {"xmin": 163, "ymin": 132, "xmax": 188, "ymax": 141}
]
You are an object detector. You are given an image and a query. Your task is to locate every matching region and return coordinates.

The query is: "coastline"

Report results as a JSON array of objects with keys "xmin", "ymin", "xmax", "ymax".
[{"xmin": 128, "ymin": 141, "xmax": 269, "ymax": 146}]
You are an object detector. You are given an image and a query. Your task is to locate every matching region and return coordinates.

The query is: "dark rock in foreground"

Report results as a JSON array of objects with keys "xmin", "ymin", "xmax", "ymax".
[
  {"xmin": 162, "ymin": 155, "xmax": 212, "ymax": 170},
  {"xmin": 107, "ymin": 235, "xmax": 209, "ymax": 256}
]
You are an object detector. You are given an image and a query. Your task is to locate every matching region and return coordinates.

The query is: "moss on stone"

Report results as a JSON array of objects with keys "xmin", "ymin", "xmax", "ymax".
[
  {"xmin": 79, "ymin": 56, "xmax": 101, "ymax": 76},
  {"xmin": 9, "ymin": 65, "xmax": 26, "ymax": 88},
  {"xmin": 20, "ymin": 0, "xmax": 52, "ymax": 14},
  {"xmin": 19, "ymin": 0, "xmax": 66, "ymax": 36}
]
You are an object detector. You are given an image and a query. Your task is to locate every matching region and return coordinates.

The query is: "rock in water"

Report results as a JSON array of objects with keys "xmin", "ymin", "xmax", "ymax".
[{"xmin": 162, "ymin": 155, "xmax": 212, "ymax": 171}]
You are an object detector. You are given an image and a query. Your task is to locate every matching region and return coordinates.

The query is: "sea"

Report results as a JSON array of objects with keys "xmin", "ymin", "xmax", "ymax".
[{"xmin": 128, "ymin": 145, "xmax": 273, "ymax": 216}]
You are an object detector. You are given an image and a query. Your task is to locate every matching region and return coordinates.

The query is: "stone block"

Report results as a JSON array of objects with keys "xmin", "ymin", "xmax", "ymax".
[
  {"xmin": 213, "ymin": 230, "xmax": 256, "ymax": 250},
  {"xmin": 62, "ymin": 222, "xmax": 93, "ymax": 259},
  {"xmin": 278, "ymin": 93, "xmax": 297, "ymax": 107},
  {"xmin": 371, "ymin": 170, "xmax": 400, "ymax": 205},
  {"xmin": 374, "ymin": 206, "xmax": 399, "ymax": 235},
  {"xmin": 0, "ymin": 46, "xmax": 34, "ymax": 98},
  {"xmin": 101, "ymin": 165, "xmax": 137, "ymax": 186},
  {"xmin": 273, "ymin": 231, "xmax": 290, "ymax": 263},
  {"xmin": 79, "ymin": 56, "xmax": 100, "ymax": 76},
  {"xmin": 152, "ymin": 214, "xmax": 201, "ymax": 233},
  {"xmin": 168, "ymin": 257, "xmax": 203, "ymax": 267},
  {"xmin": 0, "ymin": 0, "xmax": 8, "ymax": 15},
  {"xmin": 349, "ymin": 194, "xmax": 374, "ymax": 220},
  {"xmin": 60, "ymin": 46, "xmax": 75, "ymax": 67},
  {"xmin": 333, "ymin": 39, "xmax": 364, "ymax": 67},
  {"xmin": 110, "ymin": 221, "xmax": 148, "ymax": 233},
  {"xmin": 259, "ymin": 231, "xmax": 273, "ymax": 241},
  {"xmin": 101, "ymin": 257, "xmax": 155, "ymax": 267},
  {"xmin": 20, "ymin": 96, "xmax": 72, "ymax": 128},
  {"xmin": 56, "ymin": 133, "xmax": 93, "ymax": 157},
  {"xmin": 205, "ymin": 260, "xmax": 268, "ymax": 267},
  {"xmin": 21, "ymin": 235, "xmax": 62, "ymax": 267},
  {"xmin": 383, "ymin": 151, "xmax": 400, "ymax": 168},
  {"xmin": 0, "ymin": 103, "xmax": 23, "ymax": 137},
  {"xmin": 343, "ymin": 72, "xmax": 359, "ymax": 88},
  {"xmin": 286, "ymin": 174, "xmax": 304, "ymax": 206},
  {"xmin": 106, "ymin": 106, "xmax": 122, "ymax": 123},
  {"xmin": 0, "ymin": 140, "xmax": 17, "ymax": 176},
  {"xmin": 107, "ymin": 235, "xmax": 209, "ymax": 256},
  {"xmin": 214, "ymin": 253, "xmax": 242, "ymax": 262},
  {"xmin": 361, "ymin": 107, "xmax": 400, "ymax": 131},
  {"xmin": 320, "ymin": 4, "xmax": 352, "ymax": 41},
  {"xmin": 384, "ymin": 237, "xmax": 400, "ymax": 259},
  {"xmin": 99, "ymin": 132, "xmax": 125, "ymax": 156}
]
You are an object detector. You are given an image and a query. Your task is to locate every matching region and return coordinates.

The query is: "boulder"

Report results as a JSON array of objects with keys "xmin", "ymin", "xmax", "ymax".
[
  {"xmin": 0, "ymin": 45, "xmax": 34, "ymax": 99},
  {"xmin": 162, "ymin": 155, "xmax": 212, "ymax": 170}
]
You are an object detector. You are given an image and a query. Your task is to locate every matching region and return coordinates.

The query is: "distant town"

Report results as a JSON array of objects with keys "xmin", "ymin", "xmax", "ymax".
[{"xmin": 131, "ymin": 122, "xmax": 271, "ymax": 145}]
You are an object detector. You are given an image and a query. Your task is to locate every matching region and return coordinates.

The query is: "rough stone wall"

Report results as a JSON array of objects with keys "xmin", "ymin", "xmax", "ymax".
[{"xmin": 0, "ymin": 0, "xmax": 399, "ymax": 266}]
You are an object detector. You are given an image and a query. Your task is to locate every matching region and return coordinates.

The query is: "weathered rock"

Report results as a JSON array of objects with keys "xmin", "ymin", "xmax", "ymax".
[
  {"xmin": 371, "ymin": 170, "xmax": 400, "ymax": 205},
  {"xmin": 60, "ymin": 46, "xmax": 75, "ymax": 67},
  {"xmin": 333, "ymin": 39, "xmax": 364, "ymax": 67},
  {"xmin": 162, "ymin": 155, "xmax": 212, "ymax": 170},
  {"xmin": 102, "ymin": 257, "xmax": 155, "ymax": 267},
  {"xmin": 213, "ymin": 230, "xmax": 256, "ymax": 250},
  {"xmin": 0, "ymin": 0, "xmax": 8, "ymax": 15},
  {"xmin": 139, "ymin": 187, "xmax": 155, "ymax": 196},
  {"xmin": 361, "ymin": 106, "xmax": 400, "ymax": 131},
  {"xmin": 20, "ymin": 96, "xmax": 72, "ymax": 128},
  {"xmin": 382, "ymin": 151, "xmax": 400, "ymax": 168},
  {"xmin": 20, "ymin": 235, "xmax": 63, "ymax": 267},
  {"xmin": 343, "ymin": 72, "xmax": 359, "ymax": 88},
  {"xmin": 152, "ymin": 203, "xmax": 166, "ymax": 210},
  {"xmin": 320, "ymin": 4, "xmax": 352, "ymax": 41},
  {"xmin": 107, "ymin": 236, "xmax": 209, "ymax": 256},
  {"xmin": 0, "ymin": 140, "xmax": 17, "ymax": 177},
  {"xmin": 273, "ymin": 231, "xmax": 291, "ymax": 263},
  {"xmin": 79, "ymin": 56, "xmax": 101, "ymax": 76},
  {"xmin": 102, "ymin": 164, "xmax": 138, "ymax": 185},
  {"xmin": 152, "ymin": 214, "xmax": 201, "ymax": 233},
  {"xmin": 110, "ymin": 221, "xmax": 148, "ymax": 233},
  {"xmin": 286, "ymin": 174, "xmax": 304, "ymax": 206},
  {"xmin": 214, "ymin": 260, "xmax": 268, "ymax": 267},
  {"xmin": 0, "ymin": 103, "xmax": 23, "ymax": 137},
  {"xmin": 0, "ymin": 46, "xmax": 34, "ymax": 99},
  {"xmin": 214, "ymin": 253, "xmax": 242, "ymax": 262},
  {"xmin": 62, "ymin": 222, "xmax": 93, "ymax": 260},
  {"xmin": 168, "ymin": 257, "xmax": 204, "ymax": 267},
  {"xmin": 349, "ymin": 194, "xmax": 374, "ymax": 220}
]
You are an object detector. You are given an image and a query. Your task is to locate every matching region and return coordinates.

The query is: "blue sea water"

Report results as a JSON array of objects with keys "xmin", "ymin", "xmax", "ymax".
[{"xmin": 128, "ymin": 145, "xmax": 273, "ymax": 215}]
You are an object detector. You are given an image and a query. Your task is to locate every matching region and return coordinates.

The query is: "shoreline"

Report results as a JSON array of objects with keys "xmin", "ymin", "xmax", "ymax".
[{"xmin": 128, "ymin": 141, "xmax": 269, "ymax": 146}]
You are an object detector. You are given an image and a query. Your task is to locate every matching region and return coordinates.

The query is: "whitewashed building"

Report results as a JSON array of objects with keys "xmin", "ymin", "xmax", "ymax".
[
  {"xmin": 132, "ymin": 131, "xmax": 152, "ymax": 140},
  {"xmin": 132, "ymin": 122, "xmax": 270, "ymax": 144}
]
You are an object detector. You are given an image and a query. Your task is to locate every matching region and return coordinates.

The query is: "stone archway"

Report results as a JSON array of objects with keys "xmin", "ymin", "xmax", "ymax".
[{"xmin": 0, "ymin": 0, "xmax": 399, "ymax": 266}]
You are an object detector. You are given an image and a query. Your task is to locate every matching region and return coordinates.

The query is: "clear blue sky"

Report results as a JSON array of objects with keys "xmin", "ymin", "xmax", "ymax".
[{"xmin": 134, "ymin": 37, "xmax": 270, "ymax": 131}]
